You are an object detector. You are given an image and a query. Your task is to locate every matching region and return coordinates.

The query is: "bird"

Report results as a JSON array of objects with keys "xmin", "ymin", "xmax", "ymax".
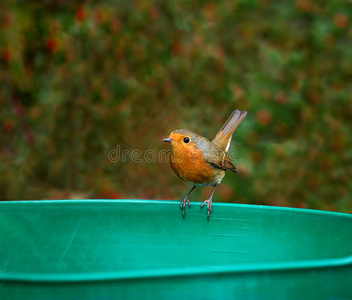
[{"xmin": 163, "ymin": 109, "xmax": 247, "ymax": 220}]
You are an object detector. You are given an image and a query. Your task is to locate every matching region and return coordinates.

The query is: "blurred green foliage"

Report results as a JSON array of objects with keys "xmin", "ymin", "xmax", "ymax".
[{"xmin": 1, "ymin": 0, "xmax": 351, "ymax": 212}]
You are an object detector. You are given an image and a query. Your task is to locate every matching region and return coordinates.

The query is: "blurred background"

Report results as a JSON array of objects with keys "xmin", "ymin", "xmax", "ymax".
[{"xmin": 1, "ymin": 0, "xmax": 351, "ymax": 212}]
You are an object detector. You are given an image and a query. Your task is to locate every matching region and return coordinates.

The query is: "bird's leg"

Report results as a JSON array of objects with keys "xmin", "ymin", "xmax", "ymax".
[
  {"xmin": 201, "ymin": 185, "xmax": 217, "ymax": 221},
  {"xmin": 181, "ymin": 186, "xmax": 196, "ymax": 219}
]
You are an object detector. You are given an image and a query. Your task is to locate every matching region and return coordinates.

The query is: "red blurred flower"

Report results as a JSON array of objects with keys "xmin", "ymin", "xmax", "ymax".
[
  {"xmin": 333, "ymin": 13, "xmax": 349, "ymax": 29},
  {"xmin": 1, "ymin": 49, "xmax": 10, "ymax": 62},
  {"xmin": 1, "ymin": 13, "xmax": 12, "ymax": 27},
  {"xmin": 256, "ymin": 109, "xmax": 272, "ymax": 125},
  {"xmin": 110, "ymin": 18, "xmax": 121, "ymax": 34},
  {"xmin": 3, "ymin": 120, "xmax": 14, "ymax": 132},
  {"xmin": 149, "ymin": 6, "xmax": 159, "ymax": 21},
  {"xmin": 75, "ymin": 6, "xmax": 85, "ymax": 22},
  {"xmin": 217, "ymin": 184, "xmax": 233, "ymax": 200},
  {"xmin": 172, "ymin": 41, "xmax": 182, "ymax": 55},
  {"xmin": 295, "ymin": 0, "xmax": 312, "ymax": 12},
  {"xmin": 46, "ymin": 38, "xmax": 58, "ymax": 53},
  {"xmin": 275, "ymin": 92, "xmax": 287, "ymax": 104},
  {"xmin": 94, "ymin": 8, "xmax": 103, "ymax": 24}
]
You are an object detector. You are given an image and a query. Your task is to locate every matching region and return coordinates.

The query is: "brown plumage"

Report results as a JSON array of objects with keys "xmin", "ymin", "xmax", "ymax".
[
  {"xmin": 163, "ymin": 109, "xmax": 247, "ymax": 220},
  {"xmin": 212, "ymin": 109, "xmax": 248, "ymax": 152}
]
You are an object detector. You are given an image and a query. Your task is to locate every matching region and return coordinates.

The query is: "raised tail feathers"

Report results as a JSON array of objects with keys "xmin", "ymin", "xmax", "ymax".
[{"xmin": 212, "ymin": 109, "xmax": 247, "ymax": 152}]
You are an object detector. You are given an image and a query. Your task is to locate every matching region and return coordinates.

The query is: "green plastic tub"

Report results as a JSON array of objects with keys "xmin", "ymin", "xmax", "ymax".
[{"xmin": 1, "ymin": 200, "xmax": 352, "ymax": 299}]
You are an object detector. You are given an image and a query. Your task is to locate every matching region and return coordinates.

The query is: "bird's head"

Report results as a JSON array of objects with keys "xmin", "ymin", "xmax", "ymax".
[{"xmin": 163, "ymin": 129, "xmax": 202, "ymax": 156}]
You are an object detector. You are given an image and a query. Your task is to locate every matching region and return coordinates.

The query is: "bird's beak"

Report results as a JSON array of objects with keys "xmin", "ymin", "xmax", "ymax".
[{"xmin": 163, "ymin": 138, "xmax": 172, "ymax": 143}]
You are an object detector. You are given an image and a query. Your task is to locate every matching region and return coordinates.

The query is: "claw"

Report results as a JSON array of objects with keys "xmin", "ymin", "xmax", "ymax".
[
  {"xmin": 180, "ymin": 196, "xmax": 191, "ymax": 219},
  {"xmin": 200, "ymin": 185, "xmax": 216, "ymax": 220},
  {"xmin": 201, "ymin": 198, "xmax": 212, "ymax": 220},
  {"xmin": 180, "ymin": 186, "xmax": 196, "ymax": 219}
]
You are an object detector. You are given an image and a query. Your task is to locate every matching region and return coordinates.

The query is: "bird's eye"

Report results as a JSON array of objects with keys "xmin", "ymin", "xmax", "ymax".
[{"xmin": 183, "ymin": 137, "xmax": 190, "ymax": 143}]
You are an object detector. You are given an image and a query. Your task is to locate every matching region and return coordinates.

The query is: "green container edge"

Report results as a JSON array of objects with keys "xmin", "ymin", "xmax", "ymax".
[{"xmin": 1, "ymin": 199, "xmax": 352, "ymax": 283}]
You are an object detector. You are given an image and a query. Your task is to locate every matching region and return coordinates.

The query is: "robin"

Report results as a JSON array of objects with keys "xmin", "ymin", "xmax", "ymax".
[{"xmin": 163, "ymin": 109, "xmax": 247, "ymax": 220}]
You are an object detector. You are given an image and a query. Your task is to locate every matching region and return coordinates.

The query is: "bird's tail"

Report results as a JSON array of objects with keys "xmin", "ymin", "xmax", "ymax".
[{"xmin": 212, "ymin": 110, "xmax": 247, "ymax": 152}]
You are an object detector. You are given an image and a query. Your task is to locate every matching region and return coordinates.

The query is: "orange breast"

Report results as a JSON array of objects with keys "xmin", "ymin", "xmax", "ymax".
[{"xmin": 170, "ymin": 147, "xmax": 217, "ymax": 185}]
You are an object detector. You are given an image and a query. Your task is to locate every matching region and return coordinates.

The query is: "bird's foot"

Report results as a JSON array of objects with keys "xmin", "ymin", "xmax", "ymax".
[
  {"xmin": 180, "ymin": 196, "xmax": 191, "ymax": 219},
  {"xmin": 200, "ymin": 198, "xmax": 212, "ymax": 221}
]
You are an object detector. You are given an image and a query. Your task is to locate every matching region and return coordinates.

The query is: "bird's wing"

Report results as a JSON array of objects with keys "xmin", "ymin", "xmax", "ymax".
[
  {"xmin": 212, "ymin": 110, "xmax": 247, "ymax": 153},
  {"xmin": 205, "ymin": 146, "xmax": 237, "ymax": 173}
]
